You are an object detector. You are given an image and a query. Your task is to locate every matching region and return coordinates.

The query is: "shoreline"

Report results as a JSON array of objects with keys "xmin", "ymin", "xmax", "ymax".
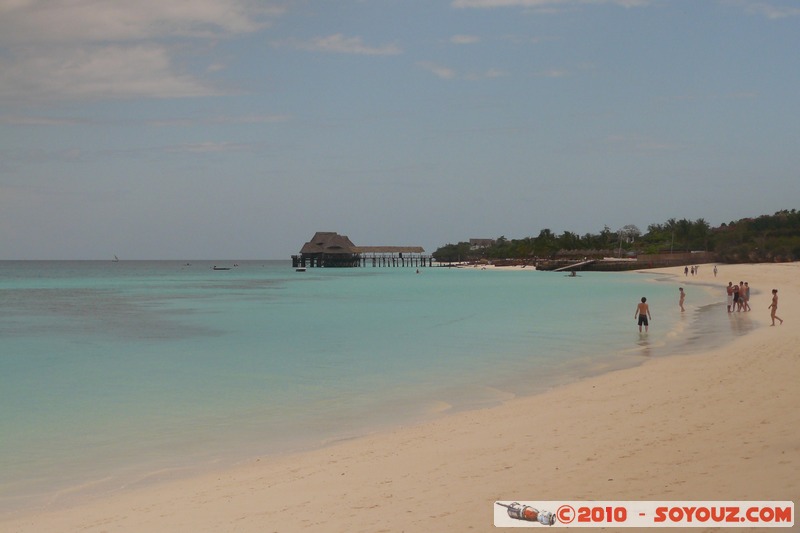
[
  {"xmin": 1, "ymin": 265, "xmax": 685, "ymax": 514},
  {"xmin": 2, "ymin": 263, "xmax": 797, "ymax": 531}
]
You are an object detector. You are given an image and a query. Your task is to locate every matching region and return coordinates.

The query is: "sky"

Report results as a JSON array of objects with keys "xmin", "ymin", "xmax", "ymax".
[{"xmin": 1, "ymin": 0, "xmax": 799, "ymax": 260}]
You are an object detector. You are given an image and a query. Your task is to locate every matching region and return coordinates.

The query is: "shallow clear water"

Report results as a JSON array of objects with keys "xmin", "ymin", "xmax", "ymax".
[{"xmin": 0, "ymin": 260, "xmax": 742, "ymax": 510}]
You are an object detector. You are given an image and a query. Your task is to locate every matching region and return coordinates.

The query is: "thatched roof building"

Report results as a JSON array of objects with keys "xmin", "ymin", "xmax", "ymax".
[
  {"xmin": 300, "ymin": 232, "xmax": 358, "ymax": 255},
  {"xmin": 294, "ymin": 232, "xmax": 427, "ymax": 268},
  {"xmin": 298, "ymin": 232, "xmax": 360, "ymax": 267}
]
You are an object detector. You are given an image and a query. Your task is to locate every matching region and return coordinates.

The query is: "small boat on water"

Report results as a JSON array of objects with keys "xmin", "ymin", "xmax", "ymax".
[
  {"xmin": 295, "ymin": 267, "xmax": 306, "ymax": 272},
  {"xmin": 212, "ymin": 266, "xmax": 231, "ymax": 271}
]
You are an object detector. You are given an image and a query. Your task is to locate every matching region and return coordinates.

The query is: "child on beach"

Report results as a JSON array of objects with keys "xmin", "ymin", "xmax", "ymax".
[{"xmin": 679, "ymin": 287, "xmax": 685, "ymax": 312}]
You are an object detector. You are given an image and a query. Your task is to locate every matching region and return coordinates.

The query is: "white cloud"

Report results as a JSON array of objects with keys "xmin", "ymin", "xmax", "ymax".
[
  {"xmin": 451, "ymin": 0, "xmax": 649, "ymax": 8},
  {"xmin": 451, "ymin": 34, "xmax": 481, "ymax": 44},
  {"xmin": 418, "ymin": 62, "xmax": 508, "ymax": 80},
  {"xmin": 537, "ymin": 68, "xmax": 569, "ymax": 77},
  {"xmin": 465, "ymin": 68, "xmax": 509, "ymax": 80},
  {"xmin": 0, "ymin": 0, "xmax": 279, "ymax": 44},
  {"xmin": 165, "ymin": 142, "xmax": 252, "ymax": 153},
  {"xmin": 287, "ymin": 34, "xmax": 402, "ymax": 55},
  {"xmin": 417, "ymin": 61, "xmax": 458, "ymax": 79},
  {"xmin": 214, "ymin": 114, "xmax": 291, "ymax": 124},
  {"xmin": 484, "ymin": 68, "xmax": 508, "ymax": 78},
  {"xmin": 148, "ymin": 114, "xmax": 290, "ymax": 127},
  {"xmin": 731, "ymin": 1, "xmax": 800, "ymax": 19},
  {"xmin": 0, "ymin": 115, "xmax": 91, "ymax": 126},
  {"xmin": 0, "ymin": 0, "xmax": 281, "ymax": 103},
  {"xmin": 0, "ymin": 45, "xmax": 220, "ymax": 101}
]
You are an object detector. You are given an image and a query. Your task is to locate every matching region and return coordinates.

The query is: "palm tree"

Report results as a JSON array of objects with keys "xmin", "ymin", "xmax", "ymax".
[
  {"xmin": 692, "ymin": 218, "xmax": 711, "ymax": 251},
  {"xmin": 676, "ymin": 218, "xmax": 692, "ymax": 251},
  {"xmin": 665, "ymin": 218, "xmax": 677, "ymax": 253}
]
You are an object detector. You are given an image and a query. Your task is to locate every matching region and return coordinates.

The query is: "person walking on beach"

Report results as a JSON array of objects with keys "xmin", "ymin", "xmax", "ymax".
[
  {"xmin": 733, "ymin": 283, "xmax": 740, "ymax": 311},
  {"xmin": 679, "ymin": 287, "xmax": 685, "ymax": 312},
  {"xmin": 635, "ymin": 297, "xmax": 652, "ymax": 333},
  {"xmin": 768, "ymin": 289, "xmax": 783, "ymax": 326},
  {"xmin": 713, "ymin": 265, "xmax": 718, "ymax": 277},
  {"xmin": 684, "ymin": 266, "xmax": 689, "ymax": 277}
]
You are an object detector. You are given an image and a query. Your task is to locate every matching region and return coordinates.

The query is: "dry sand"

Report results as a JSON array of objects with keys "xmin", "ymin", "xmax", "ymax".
[{"xmin": 2, "ymin": 263, "xmax": 797, "ymax": 532}]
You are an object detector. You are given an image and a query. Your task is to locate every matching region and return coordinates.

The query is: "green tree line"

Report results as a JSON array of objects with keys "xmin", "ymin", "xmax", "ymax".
[{"xmin": 432, "ymin": 210, "xmax": 800, "ymax": 264}]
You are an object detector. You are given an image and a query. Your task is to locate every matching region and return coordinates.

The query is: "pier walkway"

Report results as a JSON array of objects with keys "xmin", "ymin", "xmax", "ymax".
[{"xmin": 552, "ymin": 260, "xmax": 596, "ymax": 272}]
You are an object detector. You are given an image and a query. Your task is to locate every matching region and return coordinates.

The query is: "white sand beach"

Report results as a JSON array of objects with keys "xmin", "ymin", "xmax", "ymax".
[{"xmin": 3, "ymin": 263, "xmax": 797, "ymax": 532}]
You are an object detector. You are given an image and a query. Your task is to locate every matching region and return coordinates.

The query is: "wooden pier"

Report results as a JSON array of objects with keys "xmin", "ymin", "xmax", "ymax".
[{"xmin": 292, "ymin": 232, "xmax": 431, "ymax": 268}]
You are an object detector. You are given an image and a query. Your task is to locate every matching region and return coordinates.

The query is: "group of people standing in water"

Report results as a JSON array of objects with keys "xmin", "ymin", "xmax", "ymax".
[
  {"xmin": 636, "ymin": 265, "xmax": 785, "ymax": 332},
  {"xmin": 726, "ymin": 281, "xmax": 752, "ymax": 313},
  {"xmin": 724, "ymin": 279, "xmax": 783, "ymax": 325},
  {"xmin": 720, "ymin": 274, "xmax": 783, "ymax": 326}
]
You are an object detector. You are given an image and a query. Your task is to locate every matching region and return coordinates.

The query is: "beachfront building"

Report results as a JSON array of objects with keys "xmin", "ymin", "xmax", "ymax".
[
  {"xmin": 469, "ymin": 238, "xmax": 495, "ymax": 250},
  {"xmin": 294, "ymin": 232, "xmax": 360, "ymax": 268},
  {"xmin": 292, "ymin": 232, "xmax": 430, "ymax": 268}
]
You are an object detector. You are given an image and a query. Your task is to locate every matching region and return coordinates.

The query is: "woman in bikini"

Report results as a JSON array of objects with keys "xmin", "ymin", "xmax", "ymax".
[{"xmin": 768, "ymin": 289, "xmax": 783, "ymax": 326}]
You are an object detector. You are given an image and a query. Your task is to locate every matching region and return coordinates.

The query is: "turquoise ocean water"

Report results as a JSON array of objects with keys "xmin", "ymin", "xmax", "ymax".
[{"xmin": 0, "ymin": 260, "xmax": 751, "ymax": 511}]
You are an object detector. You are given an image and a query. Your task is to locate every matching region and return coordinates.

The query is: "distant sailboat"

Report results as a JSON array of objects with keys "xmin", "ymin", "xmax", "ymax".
[{"xmin": 112, "ymin": 255, "xmax": 119, "ymax": 262}]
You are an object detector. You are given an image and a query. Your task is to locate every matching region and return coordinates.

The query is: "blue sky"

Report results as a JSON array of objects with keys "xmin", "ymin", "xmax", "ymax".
[{"xmin": 1, "ymin": 0, "xmax": 798, "ymax": 259}]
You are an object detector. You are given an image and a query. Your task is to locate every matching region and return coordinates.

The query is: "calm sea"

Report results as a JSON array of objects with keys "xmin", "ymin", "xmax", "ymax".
[{"xmin": 0, "ymin": 260, "xmax": 752, "ymax": 511}]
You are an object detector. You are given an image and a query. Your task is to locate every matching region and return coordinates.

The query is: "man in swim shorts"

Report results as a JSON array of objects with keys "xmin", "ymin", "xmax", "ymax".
[
  {"xmin": 726, "ymin": 282, "xmax": 734, "ymax": 312},
  {"xmin": 635, "ymin": 297, "xmax": 652, "ymax": 332},
  {"xmin": 744, "ymin": 282, "xmax": 751, "ymax": 311}
]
